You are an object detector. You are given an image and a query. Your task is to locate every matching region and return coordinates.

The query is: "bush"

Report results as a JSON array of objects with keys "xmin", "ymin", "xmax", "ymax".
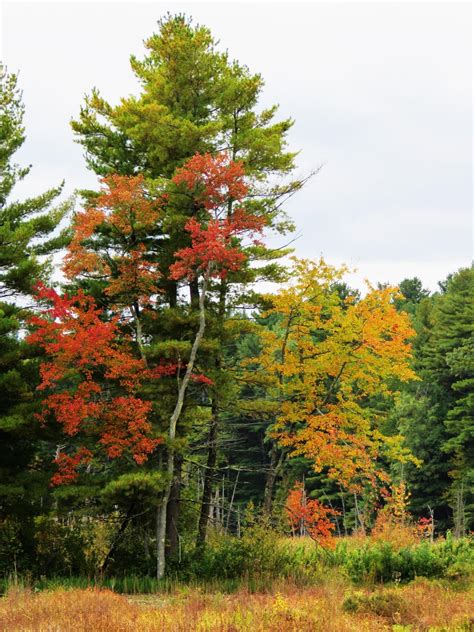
[
  {"xmin": 169, "ymin": 518, "xmax": 333, "ymax": 589},
  {"xmin": 0, "ymin": 518, "xmax": 23, "ymax": 575},
  {"xmin": 176, "ymin": 518, "xmax": 285, "ymax": 582},
  {"xmin": 343, "ymin": 589, "xmax": 406, "ymax": 619},
  {"xmin": 343, "ymin": 536, "xmax": 473, "ymax": 584},
  {"xmin": 172, "ymin": 527, "xmax": 473, "ymax": 589},
  {"xmin": 34, "ymin": 516, "xmax": 94, "ymax": 576}
]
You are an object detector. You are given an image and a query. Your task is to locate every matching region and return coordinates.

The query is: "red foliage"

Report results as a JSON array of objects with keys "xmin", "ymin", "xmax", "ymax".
[
  {"xmin": 27, "ymin": 284, "xmax": 161, "ymax": 483},
  {"xmin": 99, "ymin": 396, "xmax": 155, "ymax": 463},
  {"xmin": 50, "ymin": 448, "xmax": 93, "ymax": 486},
  {"xmin": 172, "ymin": 152, "xmax": 248, "ymax": 210},
  {"xmin": 285, "ymin": 482, "xmax": 339, "ymax": 548},
  {"xmin": 416, "ymin": 516, "xmax": 434, "ymax": 539},
  {"xmin": 170, "ymin": 153, "xmax": 266, "ymax": 280},
  {"xmin": 147, "ymin": 362, "xmax": 214, "ymax": 386},
  {"xmin": 190, "ymin": 373, "xmax": 214, "ymax": 386}
]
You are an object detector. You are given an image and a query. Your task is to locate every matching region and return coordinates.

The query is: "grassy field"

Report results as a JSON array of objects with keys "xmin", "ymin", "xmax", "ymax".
[
  {"xmin": 0, "ymin": 578, "xmax": 473, "ymax": 631},
  {"xmin": 1, "ymin": 534, "xmax": 473, "ymax": 631}
]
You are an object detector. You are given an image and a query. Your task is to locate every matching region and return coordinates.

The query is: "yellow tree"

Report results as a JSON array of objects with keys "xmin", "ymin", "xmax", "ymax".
[{"xmin": 246, "ymin": 258, "xmax": 418, "ymax": 511}]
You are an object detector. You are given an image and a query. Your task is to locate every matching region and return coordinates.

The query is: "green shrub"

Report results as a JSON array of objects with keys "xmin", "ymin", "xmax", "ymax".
[
  {"xmin": 0, "ymin": 518, "xmax": 23, "ymax": 575},
  {"xmin": 34, "ymin": 516, "xmax": 93, "ymax": 576},
  {"xmin": 176, "ymin": 519, "xmax": 284, "ymax": 582},
  {"xmin": 171, "ymin": 523, "xmax": 335, "ymax": 589},
  {"xmin": 343, "ymin": 537, "xmax": 473, "ymax": 584},
  {"xmin": 343, "ymin": 589, "xmax": 406, "ymax": 619}
]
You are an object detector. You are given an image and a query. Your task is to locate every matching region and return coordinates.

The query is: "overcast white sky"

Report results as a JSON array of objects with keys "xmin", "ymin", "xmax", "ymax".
[{"xmin": 1, "ymin": 1, "xmax": 472, "ymax": 291}]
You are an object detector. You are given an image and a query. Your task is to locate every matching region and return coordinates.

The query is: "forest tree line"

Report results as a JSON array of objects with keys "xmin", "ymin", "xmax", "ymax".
[{"xmin": 0, "ymin": 15, "xmax": 472, "ymax": 580}]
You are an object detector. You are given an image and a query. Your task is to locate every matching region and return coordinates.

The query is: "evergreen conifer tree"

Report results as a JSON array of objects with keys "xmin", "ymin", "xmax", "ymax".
[
  {"xmin": 0, "ymin": 65, "xmax": 70, "ymax": 571},
  {"xmin": 70, "ymin": 14, "xmax": 305, "ymax": 556}
]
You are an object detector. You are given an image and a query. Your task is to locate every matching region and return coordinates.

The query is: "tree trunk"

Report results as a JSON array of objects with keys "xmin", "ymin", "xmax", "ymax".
[
  {"xmin": 165, "ymin": 455, "xmax": 183, "ymax": 558},
  {"xmin": 226, "ymin": 469, "xmax": 240, "ymax": 532},
  {"xmin": 263, "ymin": 309, "xmax": 293, "ymax": 515},
  {"xmin": 190, "ymin": 279, "xmax": 200, "ymax": 308},
  {"xmin": 263, "ymin": 469, "xmax": 277, "ymax": 515},
  {"xmin": 339, "ymin": 485, "xmax": 348, "ymax": 536},
  {"xmin": 100, "ymin": 503, "xmax": 135, "ymax": 576},
  {"xmin": 353, "ymin": 493, "xmax": 366, "ymax": 535},
  {"xmin": 196, "ymin": 277, "xmax": 227, "ymax": 546},
  {"xmin": 162, "ymin": 279, "xmax": 178, "ymax": 308},
  {"xmin": 131, "ymin": 302, "xmax": 147, "ymax": 366},
  {"xmin": 263, "ymin": 444, "xmax": 285, "ymax": 514},
  {"xmin": 196, "ymin": 405, "xmax": 219, "ymax": 546},
  {"xmin": 453, "ymin": 482, "xmax": 466, "ymax": 538}
]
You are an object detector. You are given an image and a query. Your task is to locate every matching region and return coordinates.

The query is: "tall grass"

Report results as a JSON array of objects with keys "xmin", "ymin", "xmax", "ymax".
[{"xmin": 0, "ymin": 580, "xmax": 472, "ymax": 631}]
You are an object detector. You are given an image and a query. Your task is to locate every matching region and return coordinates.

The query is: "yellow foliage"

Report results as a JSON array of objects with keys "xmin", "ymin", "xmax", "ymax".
[{"xmin": 248, "ymin": 257, "xmax": 418, "ymax": 491}]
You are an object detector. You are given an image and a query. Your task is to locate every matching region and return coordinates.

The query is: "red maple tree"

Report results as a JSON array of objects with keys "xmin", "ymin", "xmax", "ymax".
[
  {"xmin": 285, "ymin": 482, "xmax": 339, "ymax": 548},
  {"xmin": 28, "ymin": 284, "xmax": 161, "ymax": 485}
]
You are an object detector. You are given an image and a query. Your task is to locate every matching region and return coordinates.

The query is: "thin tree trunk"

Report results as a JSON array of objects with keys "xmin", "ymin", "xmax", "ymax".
[
  {"xmin": 339, "ymin": 485, "xmax": 348, "ymax": 536},
  {"xmin": 156, "ymin": 266, "xmax": 210, "ymax": 579},
  {"xmin": 263, "ymin": 309, "xmax": 294, "ymax": 515},
  {"xmin": 221, "ymin": 475, "xmax": 225, "ymax": 529},
  {"xmin": 263, "ymin": 447, "xmax": 278, "ymax": 515},
  {"xmin": 215, "ymin": 487, "xmax": 220, "ymax": 526},
  {"xmin": 226, "ymin": 469, "xmax": 240, "ymax": 532},
  {"xmin": 165, "ymin": 455, "xmax": 183, "ymax": 558},
  {"xmin": 131, "ymin": 302, "xmax": 147, "ymax": 366},
  {"xmin": 196, "ymin": 404, "xmax": 219, "ymax": 546},
  {"xmin": 195, "ymin": 277, "xmax": 227, "ymax": 546},
  {"xmin": 428, "ymin": 505, "xmax": 435, "ymax": 542},
  {"xmin": 100, "ymin": 503, "xmax": 135, "ymax": 576},
  {"xmin": 353, "ymin": 493, "xmax": 366, "ymax": 535},
  {"xmin": 263, "ymin": 445, "xmax": 285, "ymax": 514},
  {"xmin": 190, "ymin": 278, "xmax": 200, "ymax": 308},
  {"xmin": 167, "ymin": 280, "xmax": 178, "ymax": 308},
  {"xmin": 453, "ymin": 482, "xmax": 465, "ymax": 538}
]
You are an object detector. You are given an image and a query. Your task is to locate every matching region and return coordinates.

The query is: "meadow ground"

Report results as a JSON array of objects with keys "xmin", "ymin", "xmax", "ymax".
[{"xmin": 0, "ymin": 578, "xmax": 473, "ymax": 631}]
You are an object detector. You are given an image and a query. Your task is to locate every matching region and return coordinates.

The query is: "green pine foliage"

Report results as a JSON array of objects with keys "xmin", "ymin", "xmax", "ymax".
[
  {"xmin": 391, "ymin": 269, "xmax": 474, "ymax": 533},
  {"xmin": 0, "ymin": 65, "xmax": 71, "ymax": 573}
]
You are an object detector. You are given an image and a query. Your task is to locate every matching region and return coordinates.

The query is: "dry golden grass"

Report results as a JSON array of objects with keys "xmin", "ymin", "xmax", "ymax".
[{"xmin": 0, "ymin": 579, "xmax": 472, "ymax": 631}]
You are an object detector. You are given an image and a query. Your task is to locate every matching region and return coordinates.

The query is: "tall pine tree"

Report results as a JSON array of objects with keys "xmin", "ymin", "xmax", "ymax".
[
  {"xmin": 70, "ymin": 14, "xmax": 305, "ymax": 558},
  {"xmin": 0, "ymin": 65, "xmax": 70, "ymax": 571}
]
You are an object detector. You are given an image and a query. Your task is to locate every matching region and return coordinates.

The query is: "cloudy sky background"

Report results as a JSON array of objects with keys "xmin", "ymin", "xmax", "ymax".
[{"xmin": 1, "ymin": 1, "xmax": 472, "ymax": 291}]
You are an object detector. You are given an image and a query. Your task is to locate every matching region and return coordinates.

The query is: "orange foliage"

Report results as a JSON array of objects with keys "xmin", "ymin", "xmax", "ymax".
[
  {"xmin": 251, "ymin": 258, "xmax": 418, "ymax": 493},
  {"xmin": 285, "ymin": 482, "xmax": 339, "ymax": 548},
  {"xmin": 104, "ymin": 244, "xmax": 159, "ymax": 305},
  {"xmin": 415, "ymin": 516, "xmax": 435, "ymax": 540},
  {"xmin": 63, "ymin": 175, "xmax": 163, "ymax": 308},
  {"xmin": 372, "ymin": 482, "xmax": 435, "ymax": 546}
]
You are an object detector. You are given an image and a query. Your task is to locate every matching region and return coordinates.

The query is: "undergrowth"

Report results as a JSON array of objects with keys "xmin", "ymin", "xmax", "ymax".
[{"xmin": 1, "ymin": 532, "xmax": 472, "ymax": 596}]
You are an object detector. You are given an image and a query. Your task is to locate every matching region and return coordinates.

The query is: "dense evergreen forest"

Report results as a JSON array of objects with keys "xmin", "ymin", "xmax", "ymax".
[{"xmin": 0, "ymin": 15, "xmax": 472, "ymax": 585}]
